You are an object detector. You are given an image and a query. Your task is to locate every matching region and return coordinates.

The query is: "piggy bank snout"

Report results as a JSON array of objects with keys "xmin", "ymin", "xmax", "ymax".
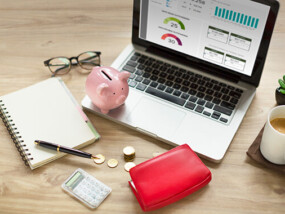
[{"xmin": 116, "ymin": 95, "xmax": 127, "ymax": 105}]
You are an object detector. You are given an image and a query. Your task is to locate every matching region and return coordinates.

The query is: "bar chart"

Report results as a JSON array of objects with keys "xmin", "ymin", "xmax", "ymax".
[{"xmin": 214, "ymin": 6, "xmax": 259, "ymax": 29}]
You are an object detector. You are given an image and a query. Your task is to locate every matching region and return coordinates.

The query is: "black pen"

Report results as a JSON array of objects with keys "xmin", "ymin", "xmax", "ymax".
[{"xmin": 35, "ymin": 140, "xmax": 99, "ymax": 159}]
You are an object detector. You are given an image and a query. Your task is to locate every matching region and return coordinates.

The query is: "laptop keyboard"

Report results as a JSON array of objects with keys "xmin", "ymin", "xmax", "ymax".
[{"xmin": 121, "ymin": 52, "xmax": 244, "ymax": 124}]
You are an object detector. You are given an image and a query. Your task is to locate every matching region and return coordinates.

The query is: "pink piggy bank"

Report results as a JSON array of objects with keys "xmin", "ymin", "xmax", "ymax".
[{"xmin": 86, "ymin": 66, "xmax": 130, "ymax": 114}]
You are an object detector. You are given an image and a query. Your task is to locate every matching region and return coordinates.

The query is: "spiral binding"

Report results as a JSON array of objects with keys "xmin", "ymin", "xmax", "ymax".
[{"xmin": 0, "ymin": 99, "xmax": 33, "ymax": 166}]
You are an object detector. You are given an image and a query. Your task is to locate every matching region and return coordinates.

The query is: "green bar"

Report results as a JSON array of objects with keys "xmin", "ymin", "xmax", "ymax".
[
  {"xmin": 240, "ymin": 14, "xmax": 244, "ymax": 24},
  {"xmin": 236, "ymin": 13, "xmax": 240, "ymax": 23},
  {"xmin": 255, "ymin": 18, "xmax": 259, "ymax": 28},
  {"xmin": 243, "ymin": 15, "xmax": 248, "ymax": 25},
  {"xmin": 251, "ymin": 18, "xmax": 255, "ymax": 27},
  {"xmin": 219, "ymin": 8, "xmax": 222, "ymax": 17},
  {"xmin": 215, "ymin": 7, "xmax": 219, "ymax": 16},
  {"xmin": 233, "ymin": 12, "xmax": 236, "ymax": 21},
  {"xmin": 222, "ymin": 8, "xmax": 226, "ymax": 18},
  {"xmin": 229, "ymin": 11, "xmax": 233, "ymax": 20},
  {"xmin": 225, "ymin": 10, "xmax": 229, "ymax": 19},
  {"xmin": 247, "ymin": 16, "xmax": 252, "ymax": 26}
]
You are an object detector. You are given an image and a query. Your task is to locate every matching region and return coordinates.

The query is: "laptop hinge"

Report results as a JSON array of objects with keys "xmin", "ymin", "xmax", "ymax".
[{"xmin": 146, "ymin": 46, "xmax": 240, "ymax": 84}]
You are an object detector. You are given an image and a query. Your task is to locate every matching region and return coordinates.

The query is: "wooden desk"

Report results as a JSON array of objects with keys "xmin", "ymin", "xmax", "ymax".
[{"xmin": 0, "ymin": 0, "xmax": 284, "ymax": 213}]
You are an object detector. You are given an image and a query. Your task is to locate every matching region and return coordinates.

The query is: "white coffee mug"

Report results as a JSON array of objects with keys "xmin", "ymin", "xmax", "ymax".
[{"xmin": 260, "ymin": 105, "xmax": 285, "ymax": 165}]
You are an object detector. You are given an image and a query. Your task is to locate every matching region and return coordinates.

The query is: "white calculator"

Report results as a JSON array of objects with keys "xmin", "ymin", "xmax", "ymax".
[{"xmin": 61, "ymin": 168, "xmax": 112, "ymax": 209}]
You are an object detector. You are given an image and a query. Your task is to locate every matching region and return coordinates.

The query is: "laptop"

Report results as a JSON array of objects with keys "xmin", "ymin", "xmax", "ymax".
[{"xmin": 82, "ymin": 0, "xmax": 279, "ymax": 162}]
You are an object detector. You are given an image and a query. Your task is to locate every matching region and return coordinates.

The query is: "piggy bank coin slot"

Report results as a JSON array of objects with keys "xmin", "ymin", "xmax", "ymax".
[{"xmin": 101, "ymin": 70, "xmax": 112, "ymax": 81}]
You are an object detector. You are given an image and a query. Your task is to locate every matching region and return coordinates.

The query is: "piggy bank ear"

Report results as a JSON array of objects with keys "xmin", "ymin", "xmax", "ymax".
[
  {"xmin": 97, "ymin": 83, "xmax": 110, "ymax": 97},
  {"xmin": 118, "ymin": 71, "xmax": 131, "ymax": 81}
]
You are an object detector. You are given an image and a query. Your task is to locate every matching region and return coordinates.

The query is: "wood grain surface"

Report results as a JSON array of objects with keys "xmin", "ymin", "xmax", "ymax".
[{"xmin": 0, "ymin": 0, "xmax": 284, "ymax": 213}]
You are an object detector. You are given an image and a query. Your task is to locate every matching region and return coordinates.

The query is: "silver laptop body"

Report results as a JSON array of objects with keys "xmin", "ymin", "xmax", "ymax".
[{"xmin": 82, "ymin": 0, "xmax": 279, "ymax": 162}]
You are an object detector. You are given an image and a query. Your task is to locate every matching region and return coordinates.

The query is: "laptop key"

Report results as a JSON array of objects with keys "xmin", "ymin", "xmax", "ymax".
[
  {"xmin": 181, "ymin": 86, "xmax": 189, "ymax": 92},
  {"xmin": 150, "ymin": 75, "xmax": 158, "ymax": 81},
  {"xmin": 189, "ymin": 96, "xmax": 198, "ymax": 103},
  {"xmin": 211, "ymin": 114, "xmax": 220, "ymax": 120},
  {"xmin": 173, "ymin": 84, "xmax": 181, "ymax": 90},
  {"xmin": 133, "ymin": 52, "xmax": 141, "ymax": 56},
  {"xmin": 150, "ymin": 82, "xmax": 158, "ymax": 88},
  {"xmin": 173, "ymin": 90, "xmax": 182, "ymax": 97},
  {"xmin": 196, "ymin": 92, "xmax": 205, "ymax": 98},
  {"xmin": 181, "ymin": 93, "xmax": 190, "ymax": 100},
  {"xmin": 195, "ymin": 105, "xmax": 204, "ymax": 113},
  {"xmin": 204, "ymin": 95, "xmax": 213, "ymax": 101},
  {"xmin": 138, "ymin": 64, "xmax": 145, "ymax": 70},
  {"xmin": 142, "ymin": 79, "xmax": 151, "ymax": 85},
  {"xmin": 135, "ymin": 76, "xmax": 143, "ymax": 82},
  {"xmin": 213, "ymin": 105, "xmax": 233, "ymax": 116},
  {"xmin": 212, "ymin": 98, "xmax": 221, "ymax": 105},
  {"xmin": 123, "ymin": 65, "xmax": 135, "ymax": 73},
  {"xmin": 197, "ymin": 99, "xmax": 206, "ymax": 106},
  {"xmin": 127, "ymin": 60, "xmax": 137, "ymax": 67},
  {"xmin": 221, "ymin": 101, "xmax": 235, "ymax": 110},
  {"xmin": 229, "ymin": 91, "xmax": 241, "ymax": 99},
  {"xmin": 230, "ymin": 97, "xmax": 239, "ymax": 104},
  {"xmin": 236, "ymin": 88, "xmax": 243, "ymax": 93},
  {"xmin": 143, "ymin": 72, "xmax": 151, "ymax": 78},
  {"xmin": 136, "ymin": 83, "xmax": 147, "ymax": 91},
  {"xmin": 158, "ymin": 78, "xmax": 166, "ymax": 84},
  {"xmin": 131, "ymin": 55, "xmax": 138, "ymax": 61},
  {"xmin": 205, "ymin": 102, "xmax": 214, "ymax": 109},
  {"xmin": 185, "ymin": 102, "xmax": 196, "ymax": 110},
  {"xmin": 165, "ymin": 81, "xmax": 173, "ymax": 87},
  {"xmin": 189, "ymin": 89, "xmax": 197, "ymax": 95},
  {"xmin": 203, "ymin": 111, "xmax": 211, "ymax": 116},
  {"xmin": 165, "ymin": 87, "xmax": 174, "ymax": 94},
  {"xmin": 129, "ymin": 73, "xmax": 136, "ymax": 80},
  {"xmin": 145, "ymin": 87, "xmax": 186, "ymax": 106},
  {"xmin": 220, "ymin": 118, "xmax": 228, "ymax": 123},
  {"xmin": 135, "ymin": 70, "xmax": 143, "ymax": 76},
  {"xmin": 128, "ymin": 80, "xmax": 137, "ymax": 88},
  {"xmin": 158, "ymin": 84, "xmax": 166, "ymax": 91}
]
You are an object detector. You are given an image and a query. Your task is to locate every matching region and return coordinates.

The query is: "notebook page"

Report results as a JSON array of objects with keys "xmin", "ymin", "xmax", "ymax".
[{"xmin": 1, "ymin": 78, "xmax": 96, "ymax": 168}]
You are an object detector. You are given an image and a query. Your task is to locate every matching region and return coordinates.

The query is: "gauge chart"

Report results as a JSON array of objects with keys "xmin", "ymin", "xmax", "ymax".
[
  {"xmin": 161, "ymin": 33, "xmax": 183, "ymax": 46},
  {"xmin": 163, "ymin": 17, "xmax": 185, "ymax": 30}
]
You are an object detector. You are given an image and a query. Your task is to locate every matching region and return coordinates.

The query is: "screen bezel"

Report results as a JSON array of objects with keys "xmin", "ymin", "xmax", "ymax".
[{"xmin": 132, "ymin": 0, "xmax": 280, "ymax": 87}]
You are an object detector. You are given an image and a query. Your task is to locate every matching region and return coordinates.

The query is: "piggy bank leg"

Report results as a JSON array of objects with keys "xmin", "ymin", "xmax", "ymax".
[{"xmin": 101, "ymin": 109, "xmax": 109, "ymax": 114}]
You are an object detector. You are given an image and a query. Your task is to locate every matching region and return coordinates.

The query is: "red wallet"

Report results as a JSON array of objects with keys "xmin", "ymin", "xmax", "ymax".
[{"xmin": 128, "ymin": 144, "xmax": 212, "ymax": 212}]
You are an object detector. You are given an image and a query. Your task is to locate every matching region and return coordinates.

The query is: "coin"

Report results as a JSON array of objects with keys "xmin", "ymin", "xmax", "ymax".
[
  {"xmin": 123, "ymin": 146, "xmax": 135, "ymax": 155},
  {"xmin": 93, "ymin": 154, "xmax": 105, "ymax": 164},
  {"xmin": 107, "ymin": 159, "xmax": 118, "ymax": 168},
  {"xmin": 124, "ymin": 162, "xmax": 136, "ymax": 172}
]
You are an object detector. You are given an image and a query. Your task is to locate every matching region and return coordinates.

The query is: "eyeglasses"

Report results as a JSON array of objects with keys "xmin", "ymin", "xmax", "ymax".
[{"xmin": 44, "ymin": 51, "xmax": 101, "ymax": 77}]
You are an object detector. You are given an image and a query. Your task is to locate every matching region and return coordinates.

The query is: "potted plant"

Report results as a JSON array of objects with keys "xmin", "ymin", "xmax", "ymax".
[{"xmin": 275, "ymin": 75, "xmax": 285, "ymax": 105}]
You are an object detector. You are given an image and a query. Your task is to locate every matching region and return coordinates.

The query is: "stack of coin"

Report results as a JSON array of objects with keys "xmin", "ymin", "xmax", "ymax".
[{"xmin": 123, "ymin": 146, "xmax": 135, "ymax": 162}]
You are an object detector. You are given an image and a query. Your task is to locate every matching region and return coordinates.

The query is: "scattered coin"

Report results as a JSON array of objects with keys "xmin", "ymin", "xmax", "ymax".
[
  {"xmin": 124, "ymin": 162, "xmax": 136, "ymax": 172},
  {"xmin": 123, "ymin": 146, "xmax": 136, "ymax": 162},
  {"xmin": 93, "ymin": 154, "xmax": 105, "ymax": 164},
  {"xmin": 152, "ymin": 152, "xmax": 163, "ymax": 157},
  {"xmin": 107, "ymin": 159, "xmax": 118, "ymax": 168}
]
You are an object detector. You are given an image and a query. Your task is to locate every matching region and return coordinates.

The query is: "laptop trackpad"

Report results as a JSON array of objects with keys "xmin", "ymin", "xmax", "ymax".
[{"xmin": 126, "ymin": 97, "xmax": 185, "ymax": 137}]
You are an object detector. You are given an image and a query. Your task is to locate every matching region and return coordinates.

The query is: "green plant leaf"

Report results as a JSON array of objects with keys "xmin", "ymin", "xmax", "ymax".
[
  {"xmin": 283, "ymin": 75, "xmax": 285, "ymax": 82},
  {"xmin": 280, "ymin": 88, "xmax": 285, "ymax": 94},
  {"xmin": 279, "ymin": 79, "xmax": 285, "ymax": 89}
]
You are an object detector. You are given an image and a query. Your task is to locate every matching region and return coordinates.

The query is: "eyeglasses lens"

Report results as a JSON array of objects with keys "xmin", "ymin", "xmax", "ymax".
[
  {"xmin": 78, "ymin": 52, "xmax": 100, "ymax": 70},
  {"xmin": 48, "ymin": 58, "xmax": 71, "ymax": 75}
]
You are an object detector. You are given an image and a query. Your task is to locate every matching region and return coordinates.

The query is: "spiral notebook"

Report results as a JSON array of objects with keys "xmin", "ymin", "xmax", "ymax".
[{"xmin": 0, "ymin": 78, "xmax": 100, "ymax": 170}]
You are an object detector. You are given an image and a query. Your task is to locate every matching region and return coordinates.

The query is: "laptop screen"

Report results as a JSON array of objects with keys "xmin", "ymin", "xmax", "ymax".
[{"xmin": 139, "ymin": 0, "xmax": 271, "ymax": 77}]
